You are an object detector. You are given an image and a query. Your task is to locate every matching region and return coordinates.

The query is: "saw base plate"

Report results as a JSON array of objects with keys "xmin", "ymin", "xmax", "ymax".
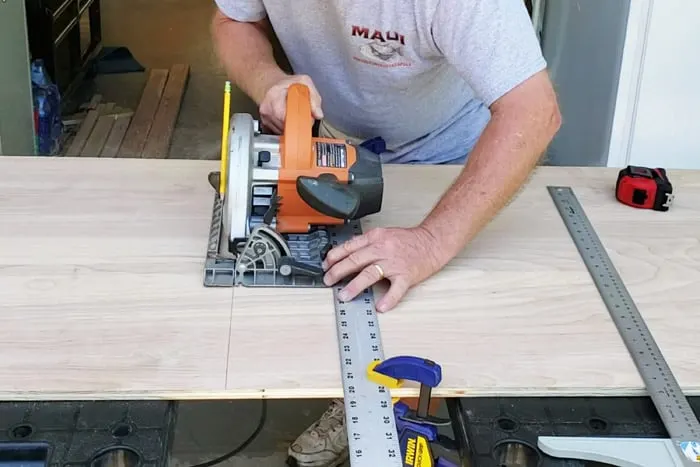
[{"xmin": 203, "ymin": 191, "xmax": 341, "ymax": 288}]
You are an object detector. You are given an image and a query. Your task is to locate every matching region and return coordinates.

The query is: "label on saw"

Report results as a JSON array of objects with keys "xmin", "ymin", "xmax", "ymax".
[{"xmin": 315, "ymin": 142, "xmax": 347, "ymax": 168}]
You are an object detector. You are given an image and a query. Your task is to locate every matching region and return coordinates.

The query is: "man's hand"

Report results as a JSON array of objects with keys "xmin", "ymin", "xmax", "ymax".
[
  {"xmin": 322, "ymin": 226, "xmax": 445, "ymax": 313},
  {"xmin": 321, "ymin": 70, "xmax": 561, "ymax": 313},
  {"xmin": 211, "ymin": 9, "xmax": 322, "ymax": 133},
  {"xmin": 259, "ymin": 74, "xmax": 324, "ymax": 134}
]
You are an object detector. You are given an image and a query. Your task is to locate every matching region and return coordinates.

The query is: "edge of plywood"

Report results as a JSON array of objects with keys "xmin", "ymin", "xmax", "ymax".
[{"xmin": 0, "ymin": 385, "xmax": 682, "ymax": 401}]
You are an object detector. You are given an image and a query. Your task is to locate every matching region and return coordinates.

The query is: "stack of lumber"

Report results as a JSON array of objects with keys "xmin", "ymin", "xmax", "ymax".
[
  {"xmin": 63, "ymin": 64, "xmax": 189, "ymax": 159},
  {"xmin": 62, "ymin": 97, "xmax": 134, "ymax": 158}
]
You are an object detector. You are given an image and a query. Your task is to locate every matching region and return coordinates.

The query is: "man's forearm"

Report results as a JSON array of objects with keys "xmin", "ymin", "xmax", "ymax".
[
  {"xmin": 419, "ymin": 70, "xmax": 562, "ymax": 264},
  {"xmin": 211, "ymin": 9, "xmax": 287, "ymax": 104}
]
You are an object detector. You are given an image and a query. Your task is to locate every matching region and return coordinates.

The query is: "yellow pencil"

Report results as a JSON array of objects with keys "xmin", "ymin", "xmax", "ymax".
[{"xmin": 219, "ymin": 81, "xmax": 232, "ymax": 197}]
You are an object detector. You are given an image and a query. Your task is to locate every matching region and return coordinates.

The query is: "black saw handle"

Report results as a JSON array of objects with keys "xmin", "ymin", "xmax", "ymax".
[{"xmin": 296, "ymin": 174, "xmax": 361, "ymax": 219}]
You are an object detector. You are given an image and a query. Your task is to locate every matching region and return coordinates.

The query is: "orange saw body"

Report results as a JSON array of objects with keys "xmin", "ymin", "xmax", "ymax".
[
  {"xmin": 222, "ymin": 82, "xmax": 384, "ymax": 248},
  {"xmin": 277, "ymin": 84, "xmax": 357, "ymax": 232}
]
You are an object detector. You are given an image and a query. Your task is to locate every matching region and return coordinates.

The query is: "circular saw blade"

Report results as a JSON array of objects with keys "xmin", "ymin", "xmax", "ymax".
[{"xmin": 235, "ymin": 225, "xmax": 291, "ymax": 276}]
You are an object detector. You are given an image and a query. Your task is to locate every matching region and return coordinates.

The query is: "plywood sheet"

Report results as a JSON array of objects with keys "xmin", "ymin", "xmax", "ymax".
[
  {"xmin": 0, "ymin": 156, "xmax": 232, "ymax": 398},
  {"xmin": 552, "ymin": 168, "xmax": 700, "ymax": 393},
  {"xmin": 0, "ymin": 157, "xmax": 697, "ymax": 401},
  {"xmin": 226, "ymin": 166, "xmax": 700, "ymax": 399}
]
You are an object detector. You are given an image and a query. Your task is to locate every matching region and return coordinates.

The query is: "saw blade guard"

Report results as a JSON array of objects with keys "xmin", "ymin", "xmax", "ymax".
[
  {"xmin": 225, "ymin": 113, "xmax": 256, "ymax": 246},
  {"xmin": 235, "ymin": 225, "xmax": 291, "ymax": 279}
]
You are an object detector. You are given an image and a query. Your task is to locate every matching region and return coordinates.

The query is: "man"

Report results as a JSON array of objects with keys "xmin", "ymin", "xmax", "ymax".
[{"xmin": 211, "ymin": 1, "xmax": 561, "ymax": 465}]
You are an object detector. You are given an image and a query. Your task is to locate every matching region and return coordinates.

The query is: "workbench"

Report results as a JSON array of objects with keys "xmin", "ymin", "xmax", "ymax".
[{"xmin": 0, "ymin": 156, "xmax": 698, "ymax": 402}]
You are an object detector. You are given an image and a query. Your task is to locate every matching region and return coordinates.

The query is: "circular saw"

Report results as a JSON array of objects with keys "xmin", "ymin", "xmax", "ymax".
[{"xmin": 206, "ymin": 83, "xmax": 384, "ymax": 287}]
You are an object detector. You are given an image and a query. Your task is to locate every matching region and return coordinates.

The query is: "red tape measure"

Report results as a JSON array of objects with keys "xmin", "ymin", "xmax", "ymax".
[{"xmin": 615, "ymin": 165, "xmax": 674, "ymax": 211}]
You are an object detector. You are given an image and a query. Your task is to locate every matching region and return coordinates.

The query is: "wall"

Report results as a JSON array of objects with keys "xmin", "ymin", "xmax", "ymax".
[
  {"xmin": 625, "ymin": 0, "xmax": 700, "ymax": 169},
  {"xmin": 0, "ymin": 0, "xmax": 36, "ymax": 155},
  {"xmin": 540, "ymin": 0, "xmax": 630, "ymax": 166}
]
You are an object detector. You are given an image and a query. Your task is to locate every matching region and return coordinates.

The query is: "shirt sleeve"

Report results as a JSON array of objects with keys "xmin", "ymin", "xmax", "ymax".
[
  {"xmin": 431, "ymin": 0, "xmax": 547, "ymax": 106},
  {"xmin": 215, "ymin": 0, "xmax": 267, "ymax": 22}
]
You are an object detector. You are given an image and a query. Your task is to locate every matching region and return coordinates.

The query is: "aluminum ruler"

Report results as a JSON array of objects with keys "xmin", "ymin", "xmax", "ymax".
[
  {"xmin": 328, "ymin": 221, "xmax": 403, "ymax": 467},
  {"xmin": 541, "ymin": 186, "xmax": 700, "ymax": 466}
]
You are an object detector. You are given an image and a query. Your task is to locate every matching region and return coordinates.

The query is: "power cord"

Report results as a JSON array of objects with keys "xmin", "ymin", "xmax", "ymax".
[{"xmin": 185, "ymin": 399, "xmax": 268, "ymax": 467}]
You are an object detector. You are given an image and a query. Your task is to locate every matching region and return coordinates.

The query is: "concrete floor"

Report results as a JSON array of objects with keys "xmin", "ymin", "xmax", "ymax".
[{"xmin": 90, "ymin": 1, "xmax": 339, "ymax": 465}]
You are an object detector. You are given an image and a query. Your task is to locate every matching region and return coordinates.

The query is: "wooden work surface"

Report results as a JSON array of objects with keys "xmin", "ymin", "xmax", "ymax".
[{"xmin": 0, "ymin": 156, "xmax": 698, "ymax": 401}]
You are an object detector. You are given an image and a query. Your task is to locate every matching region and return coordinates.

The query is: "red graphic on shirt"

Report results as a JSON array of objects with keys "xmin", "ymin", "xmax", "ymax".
[
  {"xmin": 350, "ymin": 25, "xmax": 412, "ymax": 68},
  {"xmin": 351, "ymin": 26, "xmax": 406, "ymax": 45}
]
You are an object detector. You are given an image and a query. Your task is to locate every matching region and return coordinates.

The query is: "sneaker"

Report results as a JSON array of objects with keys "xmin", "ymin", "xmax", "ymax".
[{"xmin": 287, "ymin": 399, "xmax": 349, "ymax": 467}]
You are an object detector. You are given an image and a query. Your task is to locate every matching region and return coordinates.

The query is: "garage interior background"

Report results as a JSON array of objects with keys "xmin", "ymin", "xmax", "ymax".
[
  {"xmin": 1, "ymin": 0, "xmax": 698, "ymax": 168},
  {"xmin": 0, "ymin": 0, "xmax": 699, "ymax": 465}
]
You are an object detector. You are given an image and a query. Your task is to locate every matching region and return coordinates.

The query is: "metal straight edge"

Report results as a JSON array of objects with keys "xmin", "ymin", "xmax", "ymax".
[
  {"xmin": 329, "ymin": 221, "xmax": 403, "ymax": 467},
  {"xmin": 547, "ymin": 186, "xmax": 700, "ymax": 460}
]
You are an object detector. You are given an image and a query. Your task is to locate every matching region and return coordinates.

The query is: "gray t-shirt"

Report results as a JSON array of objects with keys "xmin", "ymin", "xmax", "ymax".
[{"xmin": 215, "ymin": 0, "xmax": 547, "ymax": 164}]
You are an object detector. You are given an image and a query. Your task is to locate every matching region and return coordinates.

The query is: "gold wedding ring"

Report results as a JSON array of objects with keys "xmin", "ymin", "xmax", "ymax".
[{"xmin": 373, "ymin": 264, "xmax": 385, "ymax": 279}]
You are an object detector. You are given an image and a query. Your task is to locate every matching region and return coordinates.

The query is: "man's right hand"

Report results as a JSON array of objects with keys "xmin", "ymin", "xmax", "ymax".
[{"xmin": 259, "ymin": 74, "xmax": 324, "ymax": 134}]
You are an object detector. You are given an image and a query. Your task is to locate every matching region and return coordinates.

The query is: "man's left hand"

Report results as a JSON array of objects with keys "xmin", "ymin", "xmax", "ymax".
[{"xmin": 322, "ymin": 226, "xmax": 444, "ymax": 312}]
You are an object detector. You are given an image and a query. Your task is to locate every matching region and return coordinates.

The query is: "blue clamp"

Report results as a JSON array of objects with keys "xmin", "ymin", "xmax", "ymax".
[
  {"xmin": 372, "ymin": 356, "xmax": 444, "ymax": 421},
  {"xmin": 372, "ymin": 355, "xmax": 441, "ymax": 387},
  {"xmin": 370, "ymin": 356, "xmax": 460, "ymax": 467}
]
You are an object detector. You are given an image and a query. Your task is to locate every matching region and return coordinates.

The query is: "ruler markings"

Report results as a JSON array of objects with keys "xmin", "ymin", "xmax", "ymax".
[
  {"xmin": 548, "ymin": 186, "xmax": 700, "ymax": 460},
  {"xmin": 330, "ymin": 222, "xmax": 402, "ymax": 466}
]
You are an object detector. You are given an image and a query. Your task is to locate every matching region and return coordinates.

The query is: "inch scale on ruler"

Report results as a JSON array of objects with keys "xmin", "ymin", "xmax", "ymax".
[
  {"xmin": 328, "ymin": 221, "xmax": 403, "ymax": 467},
  {"xmin": 539, "ymin": 186, "xmax": 700, "ymax": 467}
]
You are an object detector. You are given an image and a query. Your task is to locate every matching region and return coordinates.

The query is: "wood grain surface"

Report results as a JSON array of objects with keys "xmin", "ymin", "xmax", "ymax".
[
  {"xmin": 0, "ymin": 156, "xmax": 232, "ymax": 398},
  {"xmin": 0, "ymin": 156, "xmax": 697, "ymax": 401}
]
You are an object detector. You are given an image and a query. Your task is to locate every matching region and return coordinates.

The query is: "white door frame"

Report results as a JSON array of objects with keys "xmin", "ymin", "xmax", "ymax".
[
  {"xmin": 605, "ymin": 0, "xmax": 654, "ymax": 167},
  {"xmin": 531, "ymin": 0, "xmax": 546, "ymax": 41}
]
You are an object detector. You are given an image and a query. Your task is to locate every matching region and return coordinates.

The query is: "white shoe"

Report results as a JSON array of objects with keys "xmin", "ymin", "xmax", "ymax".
[{"xmin": 287, "ymin": 399, "xmax": 349, "ymax": 467}]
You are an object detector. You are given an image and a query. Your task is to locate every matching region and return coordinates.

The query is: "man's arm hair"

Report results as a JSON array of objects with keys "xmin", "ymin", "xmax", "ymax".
[
  {"xmin": 418, "ymin": 70, "xmax": 562, "ymax": 264},
  {"xmin": 211, "ymin": 8, "xmax": 287, "ymax": 104}
]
